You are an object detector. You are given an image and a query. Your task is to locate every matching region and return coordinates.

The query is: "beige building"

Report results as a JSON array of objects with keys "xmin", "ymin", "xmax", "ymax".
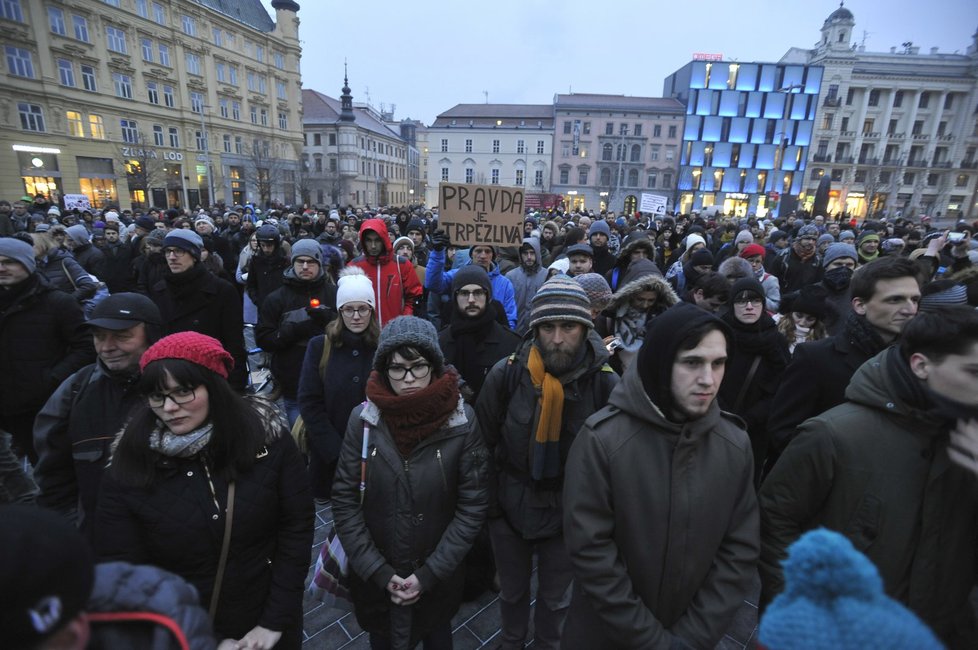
[
  {"xmin": 0, "ymin": 0, "xmax": 303, "ymax": 211},
  {"xmin": 782, "ymin": 5, "xmax": 978, "ymax": 220}
]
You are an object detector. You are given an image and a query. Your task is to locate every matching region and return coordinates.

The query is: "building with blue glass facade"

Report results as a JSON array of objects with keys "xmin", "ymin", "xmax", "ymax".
[{"xmin": 664, "ymin": 60, "xmax": 823, "ymax": 218}]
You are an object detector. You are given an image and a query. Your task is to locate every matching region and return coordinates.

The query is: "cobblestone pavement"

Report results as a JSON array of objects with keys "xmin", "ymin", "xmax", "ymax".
[{"xmin": 301, "ymin": 502, "xmax": 760, "ymax": 649}]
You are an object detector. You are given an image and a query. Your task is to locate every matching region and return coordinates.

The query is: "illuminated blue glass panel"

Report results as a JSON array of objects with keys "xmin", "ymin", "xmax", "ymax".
[
  {"xmin": 791, "ymin": 173, "xmax": 805, "ymax": 193},
  {"xmin": 708, "ymin": 63, "xmax": 728, "ymax": 89},
  {"xmin": 790, "ymin": 95, "xmax": 808, "ymax": 120},
  {"xmin": 781, "ymin": 146, "xmax": 800, "ymax": 171},
  {"xmin": 690, "ymin": 62, "xmax": 708, "ymax": 89},
  {"xmin": 713, "ymin": 142, "xmax": 733, "ymax": 167},
  {"xmin": 730, "ymin": 117, "xmax": 750, "ymax": 143},
  {"xmin": 700, "ymin": 167, "xmax": 716, "ymax": 191},
  {"xmin": 722, "ymin": 169, "xmax": 742, "ymax": 192},
  {"xmin": 805, "ymin": 66, "xmax": 823, "ymax": 94},
  {"xmin": 684, "ymin": 115, "xmax": 702, "ymax": 140},
  {"xmin": 758, "ymin": 65, "xmax": 777, "ymax": 91},
  {"xmin": 764, "ymin": 93, "xmax": 786, "ymax": 119},
  {"xmin": 703, "ymin": 116, "xmax": 723, "ymax": 142},
  {"xmin": 735, "ymin": 64, "xmax": 758, "ymax": 91},
  {"xmin": 719, "ymin": 91, "xmax": 740, "ymax": 117},
  {"xmin": 689, "ymin": 142, "xmax": 707, "ymax": 166},
  {"xmin": 696, "ymin": 89, "xmax": 713, "ymax": 116},
  {"xmin": 678, "ymin": 168, "xmax": 694, "ymax": 190},
  {"xmin": 750, "ymin": 119, "xmax": 769, "ymax": 144},
  {"xmin": 795, "ymin": 121, "xmax": 813, "ymax": 146},
  {"xmin": 746, "ymin": 92, "xmax": 763, "ymax": 118},
  {"xmin": 756, "ymin": 144, "xmax": 777, "ymax": 169},
  {"xmin": 783, "ymin": 66, "xmax": 804, "ymax": 89},
  {"xmin": 738, "ymin": 144, "xmax": 755, "ymax": 168},
  {"xmin": 743, "ymin": 170, "xmax": 759, "ymax": 193}
]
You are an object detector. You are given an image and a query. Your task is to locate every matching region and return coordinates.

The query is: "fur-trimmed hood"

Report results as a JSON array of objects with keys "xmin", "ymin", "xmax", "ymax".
[{"xmin": 609, "ymin": 267, "xmax": 680, "ymax": 311}]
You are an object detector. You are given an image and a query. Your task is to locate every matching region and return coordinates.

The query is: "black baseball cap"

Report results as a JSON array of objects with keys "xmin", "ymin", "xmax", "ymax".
[{"xmin": 86, "ymin": 292, "xmax": 161, "ymax": 330}]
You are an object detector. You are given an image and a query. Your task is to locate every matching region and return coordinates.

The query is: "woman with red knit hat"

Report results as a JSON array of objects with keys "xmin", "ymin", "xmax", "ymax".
[{"xmin": 94, "ymin": 331, "xmax": 314, "ymax": 650}]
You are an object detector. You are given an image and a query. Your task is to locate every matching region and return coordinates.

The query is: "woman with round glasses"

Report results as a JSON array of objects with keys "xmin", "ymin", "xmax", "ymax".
[
  {"xmin": 718, "ymin": 278, "xmax": 790, "ymax": 484},
  {"xmin": 332, "ymin": 316, "xmax": 488, "ymax": 649},
  {"xmin": 298, "ymin": 267, "xmax": 379, "ymax": 500},
  {"xmin": 94, "ymin": 331, "xmax": 313, "ymax": 650}
]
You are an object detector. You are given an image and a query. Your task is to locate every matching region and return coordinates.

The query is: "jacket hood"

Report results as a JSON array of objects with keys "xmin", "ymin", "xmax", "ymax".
[
  {"xmin": 610, "ymin": 262, "xmax": 679, "ymax": 310},
  {"xmin": 844, "ymin": 347, "xmax": 945, "ymax": 429},
  {"xmin": 520, "ymin": 237, "xmax": 542, "ymax": 271},
  {"xmin": 618, "ymin": 233, "xmax": 656, "ymax": 260},
  {"xmin": 358, "ymin": 218, "xmax": 392, "ymax": 259}
]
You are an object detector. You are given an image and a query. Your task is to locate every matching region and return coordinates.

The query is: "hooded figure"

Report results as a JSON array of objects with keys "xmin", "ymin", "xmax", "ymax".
[
  {"xmin": 505, "ymin": 237, "xmax": 549, "ymax": 336},
  {"xmin": 349, "ymin": 218, "xmax": 424, "ymax": 327},
  {"xmin": 606, "ymin": 232, "xmax": 660, "ymax": 292}
]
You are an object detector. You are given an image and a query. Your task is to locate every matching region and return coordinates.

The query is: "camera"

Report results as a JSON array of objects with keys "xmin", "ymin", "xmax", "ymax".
[{"xmin": 605, "ymin": 337, "xmax": 624, "ymax": 353}]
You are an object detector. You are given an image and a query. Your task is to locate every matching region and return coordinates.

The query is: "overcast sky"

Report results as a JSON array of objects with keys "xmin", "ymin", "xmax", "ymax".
[{"xmin": 262, "ymin": 0, "xmax": 973, "ymax": 125}]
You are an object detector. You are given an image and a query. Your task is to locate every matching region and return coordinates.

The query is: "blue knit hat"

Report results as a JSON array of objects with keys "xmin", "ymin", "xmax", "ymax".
[{"xmin": 759, "ymin": 528, "xmax": 943, "ymax": 650}]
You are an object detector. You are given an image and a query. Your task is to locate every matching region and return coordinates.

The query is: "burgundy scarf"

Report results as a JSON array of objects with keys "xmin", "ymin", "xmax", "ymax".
[{"xmin": 365, "ymin": 368, "xmax": 460, "ymax": 457}]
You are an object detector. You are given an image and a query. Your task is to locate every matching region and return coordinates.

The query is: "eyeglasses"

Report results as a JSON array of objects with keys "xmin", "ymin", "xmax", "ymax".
[
  {"xmin": 734, "ymin": 298, "xmax": 764, "ymax": 307},
  {"xmin": 294, "ymin": 258, "xmax": 319, "ymax": 267},
  {"xmin": 163, "ymin": 247, "xmax": 189, "ymax": 257},
  {"xmin": 147, "ymin": 386, "xmax": 196, "ymax": 408},
  {"xmin": 386, "ymin": 362, "xmax": 431, "ymax": 381},
  {"xmin": 340, "ymin": 306, "xmax": 371, "ymax": 317},
  {"xmin": 457, "ymin": 289, "xmax": 487, "ymax": 300}
]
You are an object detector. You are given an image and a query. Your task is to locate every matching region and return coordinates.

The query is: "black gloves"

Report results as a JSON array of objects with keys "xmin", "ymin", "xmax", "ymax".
[{"xmin": 431, "ymin": 230, "xmax": 451, "ymax": 252}]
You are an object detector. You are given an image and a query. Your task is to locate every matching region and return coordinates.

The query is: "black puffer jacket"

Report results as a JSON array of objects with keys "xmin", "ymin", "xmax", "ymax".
[
  {"xmin": 72, "ymin": 242, "xmax": 106, "ymax": 279},
  {"xmin": 246, "ymin": 249, "xmax": 290, "ymax": 309},
  {"xmin": 94, "ymin": 399, "xmax": 314, "ymax": 647},
  {"xmin": 35, "ymin": 249, "xmax": 98, "ymax": 302},
  {"xmin": 88, "ymin": 561, "xmax": 217, "ymax": 650},
  {"xmin": 255, "ymin": 269, "xmax": 337, "ymax": 399},
  {"xmin": 332, "ymin": 396, "xmax": 489, "ymax": 646}
]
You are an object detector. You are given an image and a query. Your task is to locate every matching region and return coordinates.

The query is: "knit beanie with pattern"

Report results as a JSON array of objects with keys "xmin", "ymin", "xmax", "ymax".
[
  {"xmin": 574, "ymin": 273, "xmax": 613, "ymax": 313},
  {"xmin": 528, "ymin": 276, "xmax": 594, "ymax": 331}
]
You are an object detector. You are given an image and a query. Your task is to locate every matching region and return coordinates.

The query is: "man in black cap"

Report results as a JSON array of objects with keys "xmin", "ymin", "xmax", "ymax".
[
  {"xmin": 145, "ymin": 229, "xmax": 247, "ymax": 390},
  {"xmin": 34, "ymin": 293, "xmax": 162, "ymax": 532},
  {"xmin": 562, "ymin": 303, "xmax": 759, "ymax": 649},
  {"xmin": 0, "ymin": 237, "xmax": 93, "ymax": 463}
]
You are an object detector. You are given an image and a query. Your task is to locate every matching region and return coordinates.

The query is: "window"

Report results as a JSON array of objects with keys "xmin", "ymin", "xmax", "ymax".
[
  {"xmin": 185, "ymin": 53, "xmax": 201, "ymax": 75},
  {"xmin": 662, "ymin": 173, "xmax": 672, "ymax": 188},
  {"xmin": 158, "ymin": 43, "xmax": 170, "ymax": 66},
  {"xmin": 465, "ymin": 139, "xmax": 472, "ymax": 153},
  {"xmin": 72, "ymin": 15, "xmax": 89, "ymax": 42},
  {"xmin": 668, "ymin": 125, "xmax": 677, "ymax": 138},
  {"xmin": 650, "ymin": 145, "xmax": 660, "ymax": 161},
  {"xmin": 845, "ymin": 87, "xmax": 855, "ymax": 105},
  {"xmin": 854, "ymin": 170, "xmax": 866, "ymax": 183},
  {"xmin": 152, "ymin": 124, "xmax": 164, "ymax": 145},
  {"xmin": 893, "ymin": 90, "xmax": 903, "ymax": 108},
  {"xmin": 537, "ymin": 140, "xmax": 544, "ymax": 154},
  {"xmin": 619, "ymin": 123, "xmax": 628, "ymax": 135},
  {"xmin": 516, "ymin": 169, "xmax": 524, "ymax": 185},
  {"xmin": 17, "ymin": 103, "xmax": 44, "ymax": 132},
  {"xmin": 605, "ymin": 122, "xmax": 614, "ymax": 135},
  {"xmin": 912, "ymin": 120, "xmax": 924, "ymax": 135},
  {"xmin": 141, "ymin": 37, "xmax": 153, "ymax": 62},
  {"xmin": 517, "ymin": 139, "xmax": 525, "ymax": 154},
  {"xmin": 903, "ymin": 172, "xmax": 914, "ymax": 185},
  {"xmin": 944, "ymin": 94, "xmax": 954, "ymax": 110},
  {"xmin": 163, "ymin": 85, "xmax": 174, "ymax": 108},
  {"xmin": 228, "ymin": 65, "xmax": 238, "ymax": 85},
  {"xmin": 212, "ymin": 27, "xmax": 222, "ymax": 47},
  {"xmin": 1, "ymin": 0, "xmax": 23, "ymax": 22},
  {"xmin": 601, "ymin": 143, "xmax": 612, "ymax": 161},
  {"xmin": 250, "ymin": 105, "xmax": 257, "ymax": 124},
  {"xmin": 534, "ymin": 170, "xmax": 544, "ymax": 187},
  {"xmin": 136, "ymin": 0, "xmax": 148, "ymax": 18},
  {"xmin": 465, "ymin": 168, "xmax": 474, "ymax": 183},
  {"xmin": 66, "ymin": 110, "xmax": 84, "ymax": 137},
  {"xmin": 147, "ymin": 81, "xmax": 159, "ymax": 104},
  {"xmin": 888, "ymin": 119, "xmax": 898, "ymax": 135},
  {"xmin": 57, "ymin": 59, "xmax": 74, "ymax": 86},
  {"xmin": 862, "ymin": 119, "xmax": 874, "ymax": 134},
  {"xmin": 106, "ymin": 26, "xmax": 127, "ymax": 54},
  {"xmin": 274, "ymin": 51, "xmax": 285, "ymax": 69},
  {"xmin": 441, "ymin": 167, "xmax": 449, "ymax": 182},
  {"xmin": 168, "ymin": 126, "xmax": 179, "ymax": 147},
  {"xmin": 918, "ymin": 92, "xmax": 930, "ymax": 109},
  {"xmin": 957, "ymin": 174, "xmax": 969, "ymax": 187},
  {"xmin": 215, "ymin": 61, "xmax": 226, "ymax": 82},
  {"xmin": 311, "ymin": 133, "xmax": 321, "ymax": 146},
  {"xmin": 247, "ymin": 71, "xmax": 257, "ymax": 91},
  {"xmin": 196, "ymin": 130, "xmax": 206, "ymax": 151},
  {"xmin": 276, "ymin": 80, "xmax": 286, "ymax": 100},
  {"xmin": 563, "ymin": 121, "xmax": 572, "ymax": 134},
  {"xmin": 665, "ymin": 147, "xmax": 675, "ymax": 161},
  {"xmin": 234, "ymin": 136, "xmax": 242, "ymax": 154},
  {"xmin": 152, "ymin": 2, "xmax": 165, "ymax": 24},
  {"xmin": 491, "ymin": 169, "xmax": 500, "ymax": 185},
  {"xmin": 868, "ymin": 89, "xmax": 880, "ymax": 107},
  {"xmin": 112, "ymin": 73, "xmax": 132, "ymax": 99},
  {"xmin": 181, "ymin": 15, "xmax": 196, "ymax": 37},
  {"xmin": 189, "ymin": 92, "xmax": 203, "ymax": 114},
  {"xmin": 328, "ymin": 133, "xmax": 336, "ymax": 146},
  {"xmin": 840, "ymin": 117, "xmax": 850, "ymax": 132},
  {"xmin": 492, "ymin": 139, "xmax": 500, "ymax": 153},
  {"xmin": 231, "ymin": 100, "xmax": 240, "ymax": 120},
  {"xmin": 88, "ymin": 114, "xmax": 104, "ymax": 139},
  {"xmin": 120, "ymin": 119, "xmax": 138, "ymax": 143},
  {"xmin": 559, "ymin": 168, "xmax": 569, "ymax": 184},
  {"xmin": 219, "ymin": 98, "xmax": 228, "ymax": 118},
  {"xmin": 630, "ymin": 144, "xmax": 641, "ymax": 162},
  {"xmin": 627, "ymin": 169, "xmax": 638, "ymax": 186},
  {"xmin": 223, "ymin": 134, "xmax": 231, "ymax": 153},
  {"xmin": 278, "ymin": 111, "xmax": 287, "ymax": 129},
  {"xmin": 81, "ymin": 65, "xmax": 96, "ymax": 91},
  {"xmin": 260, "ymin": 108, "xmax": 268, "ymax": 126},
  {"xmin": 5, "ymin": 46, "xmax": 33, "ymax": 78},
  {"xmin": 647, "ymin": 172, "xmax": 657, "ymax": 188},
  {"xmin": 653, "ymin": 124, "xmax": 661, "ymax": 137},
  {"xmin": 49, "ymin": 6, "xmax": 66, "ymax": 35},
  {"xmin": 255, "ymin": 45, "xmax": 265, "ymax": 63}
]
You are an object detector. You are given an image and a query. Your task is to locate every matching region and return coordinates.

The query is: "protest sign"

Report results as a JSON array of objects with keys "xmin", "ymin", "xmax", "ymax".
[
  {"xmin": 438, "ymin": 182, "xmax": 524, "ymax": 246},
  {"xmin": 63, "ymin": 194, "xmax": 91, "ymax": 211},
  {"xmin": 640, "ymin": 193, "xmax": 667, "ymax": 215}
]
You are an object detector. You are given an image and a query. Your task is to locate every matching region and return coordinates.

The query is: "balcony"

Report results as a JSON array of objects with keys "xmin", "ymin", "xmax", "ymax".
[
  {"xmin": 858, "ymin": 157, "xmax": 880, "ymax": 165},
  {"xmin": 837, "ymin": 156, "xmax": 855, "ymax": 164},
  {"xmin": 862, "ymin": 132, "xmax": 881, "ymax": 139},
  {"xmin": 889, "ymin": 132, "xmax": 906, "ymax": 139},
  {"xmin": 812, "ymin": 154, "xmax": 832, "ymax": 163},
  {"xmin": 912, "ymin": 133, "xmax": 929, "ymax": 140},
  {"xmin": 962, "ymin": 161, "xmax": 978, "ymax": 169},
  {"xmin": 823, "ymin": 96, "xmax": 842, "ymax": 107},
  {"xmin": 938, "ymin": 134, "xmax": 954, "ymax": 142},
  {"xmin": 839, "ymin": 131, "xmax": 857, "ymax": 138},
  {"xmin": 932, "ymin": 161, "xmax": 952, "ymax": 168}
]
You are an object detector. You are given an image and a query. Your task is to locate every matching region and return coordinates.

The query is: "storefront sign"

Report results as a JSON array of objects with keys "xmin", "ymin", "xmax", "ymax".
[
  {"xmin": 439, "ymin": 182, "xmax": 524, "ymax": 246},
  {"xmin": 121, "ymin": 147, "xmax": 184, "ymax": 161}
]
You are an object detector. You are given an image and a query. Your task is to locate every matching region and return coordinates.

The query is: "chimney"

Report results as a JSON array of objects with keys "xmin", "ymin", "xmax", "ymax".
[
  {"xmin": 890, "ymin": 46, "xmax": 896, "ymax": 53},
  {"xmin": 930, "ymin": 46, "xmax": 939, "ymax": 55}
]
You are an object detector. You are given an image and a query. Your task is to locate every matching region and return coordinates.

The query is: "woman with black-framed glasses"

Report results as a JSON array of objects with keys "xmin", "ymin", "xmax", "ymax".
[
  {"xmin": 298, "ymin": 266, "xmax": 379, "ymax": 500},
  {"xmin": 94, "ymin": 331, "xmax": 313, "ymax": 649},
  {"xmin": 332, "ymin": 316, "xmax": 488, "ymax": 650}
]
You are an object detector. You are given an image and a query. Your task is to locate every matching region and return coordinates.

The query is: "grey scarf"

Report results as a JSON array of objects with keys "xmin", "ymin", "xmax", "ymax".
[{"xmin": 149, "ymin": 422, "xmax": 213, "ymax": 458}]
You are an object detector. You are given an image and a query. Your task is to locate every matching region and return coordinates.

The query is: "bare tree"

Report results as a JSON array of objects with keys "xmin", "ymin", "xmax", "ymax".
[
  {"xmin": 862, "ymin": 162, "xmax": 887, "ymax": 218},
  {"xmin": 243, "ymin": 140, "xmax": 290, "ymax": 208},
  {"xmin": 118, "ymin": 135, "xmax": 169, "ymax": 209},
  {"xmin": 907, "ymin": 171, "xmax": 929, "ymax": 218}
]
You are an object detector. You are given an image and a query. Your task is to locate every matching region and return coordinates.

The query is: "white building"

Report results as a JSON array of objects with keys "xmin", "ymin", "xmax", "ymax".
[
  {"xmin": 425, "ymin": 104, "xmax": 554, "ymax": 206},
  {"xmin": 782, "ymin": 4, "xmax": 978, "ymax": 220}
]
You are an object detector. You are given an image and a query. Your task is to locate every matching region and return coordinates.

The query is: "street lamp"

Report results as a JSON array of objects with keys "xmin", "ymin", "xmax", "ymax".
[
  {"xmin": 774, "ymin": 84, "xmax": 805, "ymax": 217},
  {"xmin": 199, "ymin": 104, "xmax": 216, "ymax": 207},
  {"xmin": 614, "ymin": 126, "xmax": 628, "ymax": 212}
]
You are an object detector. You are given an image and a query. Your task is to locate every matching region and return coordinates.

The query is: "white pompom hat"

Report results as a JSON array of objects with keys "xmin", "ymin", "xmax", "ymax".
[{"xmin": 336, "ymin": 266, "xmax": 375, "ymax": 309}]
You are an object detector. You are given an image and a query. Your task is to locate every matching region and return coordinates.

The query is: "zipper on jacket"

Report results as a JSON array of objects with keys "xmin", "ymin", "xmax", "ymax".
[{"xmin": 436, "ymin": 448, "xmax": 448, "ymax": 491}]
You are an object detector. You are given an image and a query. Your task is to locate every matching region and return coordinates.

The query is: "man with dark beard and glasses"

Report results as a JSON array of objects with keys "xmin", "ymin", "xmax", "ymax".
[{"xmin": 476, "ymin": 276, "xmax": 618, "ymax": 650}]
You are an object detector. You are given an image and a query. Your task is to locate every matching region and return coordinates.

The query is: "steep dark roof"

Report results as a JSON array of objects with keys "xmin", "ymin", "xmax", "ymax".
[
  {"xmin": 431, "ymin": 103, "xmax": 554, "ymax": 128},
  {"xmin": 824, "ymin": 5, "xmax": 854, "ymax": 24},
  {"xmin": 301, "ymin": 89, "xmax": 403, "ymax": 139},
  {"xmin": 554, "ymin": 93, "xmax": 685, "ymax": 114},
  {"xmin": 194, "ymin": 0, "xmax": 275, "ymax": 32}
]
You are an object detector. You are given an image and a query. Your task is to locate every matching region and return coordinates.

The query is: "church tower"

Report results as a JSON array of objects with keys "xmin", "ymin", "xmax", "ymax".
[
  {"xmin": 819, "ymin": 2, "xmax": 855, "ymax": 53},
  {"xmin": 337, "ymin": 67, "xmax": 359, "ymax": 206}
]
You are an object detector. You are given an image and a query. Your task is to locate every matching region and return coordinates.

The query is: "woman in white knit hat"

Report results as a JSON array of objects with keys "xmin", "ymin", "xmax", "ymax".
[{"xmin": 297, "ymin": 266, "xmax": 379, "ymax": 500}]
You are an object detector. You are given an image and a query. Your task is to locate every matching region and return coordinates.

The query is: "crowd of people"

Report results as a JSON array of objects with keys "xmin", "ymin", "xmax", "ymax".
[{"xmin": 2, "ymin": 195, "xmax": 978, "ymax": 649}]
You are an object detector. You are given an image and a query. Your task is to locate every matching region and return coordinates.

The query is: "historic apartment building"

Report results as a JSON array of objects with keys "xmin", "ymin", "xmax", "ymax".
[
  {"xmin": 781, "ymin": 5, "xmax": 978, "ymax": 220},
  {"xmin": 424, "ymin": 104, "xmax": 554, "ymax": 207},
  {"xmin": 301, "ymin": 80, "xmax": 411, "ymax": 209},
  {"xmin": 551, "ymin": 93, "xmax": 686, "ymax": 214},
  {"xmin": 0, "ymin": 0, "xmax": 303, "ymax": 211}
]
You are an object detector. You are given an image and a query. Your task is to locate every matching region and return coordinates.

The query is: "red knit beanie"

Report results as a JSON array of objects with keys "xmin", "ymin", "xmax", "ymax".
[
  {"xmin": 139, "ymin": 331, "xmax": 234, "ymax": 379},
  {"xmin": 739, "ymin": 243, "xmax": 767, "ymax": 260}
]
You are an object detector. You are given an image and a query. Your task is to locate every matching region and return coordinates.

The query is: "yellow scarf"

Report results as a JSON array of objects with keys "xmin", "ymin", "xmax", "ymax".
[{"xmin": 528, "ymin": 345, "xmax": 564, "ymax": 480}]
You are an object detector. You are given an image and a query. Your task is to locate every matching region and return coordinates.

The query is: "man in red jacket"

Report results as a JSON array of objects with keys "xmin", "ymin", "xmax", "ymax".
[{"xmin": 349, "ymin": 219, "xmax": 423, "ymax": 326}]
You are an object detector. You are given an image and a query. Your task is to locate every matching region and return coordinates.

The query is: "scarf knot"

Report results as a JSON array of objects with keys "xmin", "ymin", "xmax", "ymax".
[
  {"xmin": 529, "ymin": 346, "xmax": 564, "ymax": 481},
  {"xmin": 149, "ymin": 421, "xmax": 213, "ymax": 458}
]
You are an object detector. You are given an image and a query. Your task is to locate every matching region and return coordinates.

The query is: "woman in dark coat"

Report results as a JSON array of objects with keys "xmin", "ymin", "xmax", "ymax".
[
  {"xmin": 332, "ymin": 316, "xmax": 488, "ymax": 649},
  {"xmin": 718, "ymin": 278, "xmax": 790, "ymax": 483},
  {"xmin": 95, "ymin": 332, "xmax": 314, "ymax": 649},
  {"xmin": 297, "ymin": 266, "xmax": 379, "ymax": 500}
]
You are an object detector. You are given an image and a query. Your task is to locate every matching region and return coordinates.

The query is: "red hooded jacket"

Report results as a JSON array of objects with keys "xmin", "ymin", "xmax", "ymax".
[{"xmin": 348, "ymin": 219, "xmax": 423, "ymax": 326}]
